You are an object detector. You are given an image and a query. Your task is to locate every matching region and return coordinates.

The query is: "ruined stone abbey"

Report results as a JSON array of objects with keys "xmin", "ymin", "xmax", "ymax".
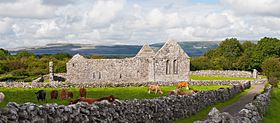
[{"xmin": 66, "ymin": 40, "xmax": 190, "ymax": 83}]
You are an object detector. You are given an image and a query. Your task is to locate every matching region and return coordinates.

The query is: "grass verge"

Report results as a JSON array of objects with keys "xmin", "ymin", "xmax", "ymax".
[
  {"xmin": 263, "ymin": 87, "xmax": 280, "ymax": 123},
  {"xmin": 0, "ymin": 85, "xmax": 229, "ymax": 108},
  {"xmin": 174, "ymin": 87, "xmax": 252, "ymax": 123}
]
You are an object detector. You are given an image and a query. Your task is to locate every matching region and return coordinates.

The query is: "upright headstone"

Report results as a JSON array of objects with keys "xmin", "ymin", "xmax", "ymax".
[
  {"xmin": 253, "ymin": 69, "xmax": 258, "ymax": 79},
  {"xmin": 49, "ymin": 61, "xmax": 54, "ymax": 82}
]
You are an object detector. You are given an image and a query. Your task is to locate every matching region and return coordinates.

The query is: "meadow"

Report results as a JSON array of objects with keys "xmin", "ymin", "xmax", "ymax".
[
  {"xmin": 0, "ymin": 85, "xmax": 229, "ymax": 108},
  {"xmin": 263, "ymin": 87, "xmax": 280, "ymax": 123}
]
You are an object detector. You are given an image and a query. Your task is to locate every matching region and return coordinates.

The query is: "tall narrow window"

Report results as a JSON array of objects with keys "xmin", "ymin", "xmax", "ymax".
[
  {"xmin": 173, "ymin": 60, "xmax": 178, "ymax": 74},
  {"xmin": 120, "ymin": 74, "xmax": 122, "ymax": 79},
  {"xmin": 72, "ymin": 63, "xmax": 75, "ymax": 67},
  {"xmin": 92, "ymin": 73, "xmax": 95, "ymax": 79},
  {"xmin": 98, "ymin": 72, "xmax": 101, "ymax": 79},
  {"xmin": 166, "ymin": 60, "xmax": 169, "ymax": 74}
]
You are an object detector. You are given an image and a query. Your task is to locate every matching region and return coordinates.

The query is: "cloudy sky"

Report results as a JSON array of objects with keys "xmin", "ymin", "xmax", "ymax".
[{"xmin": 0, "ymin": 0, "xmax": 280, "ymax": 48}]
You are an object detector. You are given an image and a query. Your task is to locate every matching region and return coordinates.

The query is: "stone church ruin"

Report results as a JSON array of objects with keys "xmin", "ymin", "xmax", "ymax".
[{"xmin": 66, "ymin": 40, "xmax": 190, "ymax": 83}]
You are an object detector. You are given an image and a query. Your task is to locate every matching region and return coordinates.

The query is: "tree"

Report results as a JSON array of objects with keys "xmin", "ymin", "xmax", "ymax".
[
  {"xmin": 216, "ymin": 38, "xmax": 243, "ymax": 59},
  {"xmin": 261, "ymin": 57, "xmax": 280, "ymax": 87},
  {"xmin": 190, "ymin": 56, "xmax": 211, "ymax": 70},
  {"xmin": 0, "ymin": 48, "xmax": 10, "ymax": 59}
]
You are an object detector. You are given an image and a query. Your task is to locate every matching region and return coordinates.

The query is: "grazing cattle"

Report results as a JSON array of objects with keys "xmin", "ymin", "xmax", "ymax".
[
  {"xmin": 0, "ymin": 92, "xmax": 5, "ymax": 102},
  {"xmin": 96, "ymin": 95, "xmax": 118, "ymax": 102},
  {"xmin": 176, "ymin": 82, "xmax": 190, "ymax": 90},
  {"xmin": 50, "ymin": 90, "xmax": 58, "ymax": 99},
  {"xmin": 169, "ymin": 89, "xmax": 198, "ymax": 96},
  {"xmin": 168, "ymin": 89, "xmax": 180, "ymax": 95},
  {"xmin": 61, "ymin": 89, "xmax": 68, "ymax": 100},
  {"xmin": 35, "ymin": 90, "xmax": 46, "ymax": 102},
  {"xmin": 148, "ymin": 85, "xmax": 163, "ymax": 94},
  {"xmin": 68, "ymin": 92, "xmax": 74, "ymax": 99},
  {"xmin": 69, "ymin": 95, "xmax": 118, "ymax": 105},
  {"xmin": 80, "ymin": 88, "xmax": 87, "ymax": 98}
]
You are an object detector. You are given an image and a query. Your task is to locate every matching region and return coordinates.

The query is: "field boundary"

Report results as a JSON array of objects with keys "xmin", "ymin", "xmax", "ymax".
[
  {"xmin": 0, "ymin": 79, "xmax": 265, "ymax": 88},
  {"xmin": 0, "ymin": 82, "xmax": 250, "ymax": 122}
]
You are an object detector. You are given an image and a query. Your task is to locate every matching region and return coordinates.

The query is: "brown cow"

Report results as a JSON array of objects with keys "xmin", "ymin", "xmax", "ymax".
[
  {"xmin": 61, "ymin": 88, "xmax": 68, "ymax": 100},
  {"xmin": 169, "ymin": 89, "xmax": 198, "ymax": 96},
  {"xmin": 50, "ymin": 90, "xmax": 58, "ymax": 99},
  {"xmin": 68, "ymin": 92, "xmax": 74, "ymax": 99},
  {"xmin": 80, "ymin": 88, "xmax": 87, "ymax": 98},
  {"xmin": 148, "ymin": 84, "xmax": 163, "ymax": 94},
  {"xmin": 176, "ymin": 82, "xmax": 190, "ymax": 90},
  {"xmin": 69, "ymin": 95, "xmax": 118, "ymax": 105}
]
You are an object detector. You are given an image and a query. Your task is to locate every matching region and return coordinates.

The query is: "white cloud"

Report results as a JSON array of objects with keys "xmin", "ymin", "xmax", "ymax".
[
  {"xmin": 0, "ymin": 0, "xmax": 55, "ymax": 18},
  {"xmin": 0, "ymin": 0, "xmax": 280, "ymax": 49},
  {"xmin": 35, "ymin": 20, "xmax": 61, "ymax": 38},
  {"xmin": 0, "ymin": 17, "xmax": 13, "ymax": 34},
  {"xmin": 87, "ymin": 0, "xmax": 125, "ymax": 27},
  {"xmin": 223, "ymin": 0, "xmax": 280, "ymax": 17}
]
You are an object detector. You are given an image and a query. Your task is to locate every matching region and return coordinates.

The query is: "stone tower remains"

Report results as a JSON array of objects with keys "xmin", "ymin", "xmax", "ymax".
[
  {"xmin": 49, "ymin": 61, "xmax": 54, "ymax": 82},
  {"xmin": 253, "ymin": 69, "xmax": 258, "ymax": 79},
  {"xmin": 66, "ymin": 40, "xmax": 190, "ymax": 83}
]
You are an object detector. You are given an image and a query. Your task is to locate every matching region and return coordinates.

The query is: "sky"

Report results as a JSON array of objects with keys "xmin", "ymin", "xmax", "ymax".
[{"xmin": 0, "ymin": 0, "xmax": 280, "ymax": 48}]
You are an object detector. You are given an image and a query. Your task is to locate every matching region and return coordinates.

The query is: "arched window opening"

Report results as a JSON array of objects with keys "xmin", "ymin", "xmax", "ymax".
[
  {"xmin": 98, "ymin": 72, "xmax": 101, "ymax": 79},
  {"xmin": 166, "ymin": 60, "xmax": 169, "ymax": 74},
  {"xmin": 92, "ymin": 73, "xmax": 95, "ymax": 79},
  {"xmin": 173, "ymin": 60, "xmax": 178, "ymax": 74}
]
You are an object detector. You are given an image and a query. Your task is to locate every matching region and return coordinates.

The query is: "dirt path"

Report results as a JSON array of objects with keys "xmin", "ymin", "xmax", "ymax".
[{"xmin": 220, "ymin": 83, "xmax": 265, "ymax": 115}]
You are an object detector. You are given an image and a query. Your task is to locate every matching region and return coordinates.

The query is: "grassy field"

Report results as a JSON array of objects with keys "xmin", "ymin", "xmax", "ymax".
[
  {"xmin": 263, "ymin": 87, "xmax": 280, "ymax": 123},
  {"xmin": 191, "ymin": 75, "xmax": 255, "ymax": 80},
  {"xmin": 0, "ymin": 85, "xmax": 229, "ymax": 107},
  {"xmin": 174, "ymin": 87, "xmax": 252, "ymax": 123}
]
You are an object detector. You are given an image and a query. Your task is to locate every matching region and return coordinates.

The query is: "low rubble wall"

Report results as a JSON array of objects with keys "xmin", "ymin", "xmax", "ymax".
[
  {"xmin": 191, "ymin": 70, "xmax": 253, "ymax": 78},
  {"xmin": 195, "ymin": 85, "xmax": 272, "ymax": 123},
  {"xmin": 0, "ymin": 82, "xmax": 251, "ymax": 123},
  {"xmin": 0, "ymin": 80, "xmax": 261, "ymax": 88}
]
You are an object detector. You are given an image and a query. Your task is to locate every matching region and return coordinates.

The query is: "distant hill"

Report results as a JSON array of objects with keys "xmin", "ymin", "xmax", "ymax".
[{"xmin": 9, "ymin": 41, "xmax": 220, "ymax": 57}]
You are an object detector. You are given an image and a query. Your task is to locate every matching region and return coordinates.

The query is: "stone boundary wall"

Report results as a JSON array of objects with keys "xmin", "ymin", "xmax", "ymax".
[
  {"xmin": 195, "ymin": 85, "xmax": 272, "ymax": 123},
  {"xmin": 191, "ymin": 70, "xmax": 253, "ymax": 78},
  {"xmin": 0, "ymin": 80, "xmax": 263, "ymax": 88},
  {"xmin": 0, "ymin": 82, "xmax": 250, "ymax": 123}
]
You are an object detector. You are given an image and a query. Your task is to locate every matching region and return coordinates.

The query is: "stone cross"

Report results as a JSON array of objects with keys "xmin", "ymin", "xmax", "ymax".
[
  {"xmin": 49, "ymin": 61, "xmax": 54, "ymax": 82},
  {"xmin": 253, "ymin": 69, "xmax": 258, "ymax": 79}
]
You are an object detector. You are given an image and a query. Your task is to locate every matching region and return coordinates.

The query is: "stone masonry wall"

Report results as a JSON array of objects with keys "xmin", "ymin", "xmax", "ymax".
[
  {"xmin": 0, "ymin": 80, "xmax": 261, "ymax": 88},
  {"xmin": 0, "ymin": 82, "xmax": 250, "ymax": 123},
  {"xmin": 191, "ymin": 70, "xmax": 253, "ymax": 78},
  {"xmin": 66, "ymin": 40, "xmax": 190, "ymax": 84},
  {"xmin": 195, "ymin": 85, "xmax": 272, "ymax": 123}
]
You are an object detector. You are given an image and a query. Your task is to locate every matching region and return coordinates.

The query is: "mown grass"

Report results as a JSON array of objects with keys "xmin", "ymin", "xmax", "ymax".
[
  {"xmin": 174, "ymin": 87, "xmax": 252, "ymax": 123},
  {"xmin": 191, "ymin": 75, "xmax": 255, "ymax": 80},
  {"xmin": 0, "ymin": 85, "xmax": 229, "ymax": 108},
  {"xmin": 263, "ymin": 87, "xmax": 280, "ymax": 123}
]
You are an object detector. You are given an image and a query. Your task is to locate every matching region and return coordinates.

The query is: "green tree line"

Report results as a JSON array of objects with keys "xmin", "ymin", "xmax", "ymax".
[
  {"xmin": 0, "ymin": 50, "xmax": 71, "ymax": 82},
  {"xmin": 191, "ymin": 37, "xmax": 280, "ymax": 86}
]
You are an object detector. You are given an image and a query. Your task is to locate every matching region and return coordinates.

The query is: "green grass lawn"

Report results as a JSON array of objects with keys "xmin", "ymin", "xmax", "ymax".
[
  {"xmin": 263, "ymin": 87, "xmax": 280, "ymax": 123},
  {"xmin": 191, "ymin": 75, "xmax": 255, "ymax": 80},
  {"xmin": 0, "ymin": 85, "xmax": 229, "ymax": 108},
  {"xmin": 174, "ymin": 87, "xmax": 252, "ymax": 123}
]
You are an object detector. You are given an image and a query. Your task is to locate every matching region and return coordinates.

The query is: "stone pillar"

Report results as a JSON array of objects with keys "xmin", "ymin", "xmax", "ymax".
[
  {"xmin": 253, "ymin": 69, "xmax": 258, "ymax": 79},
  {"xmin": 49, "ymin": 61, "xmax": 54, "ymax": 82}
]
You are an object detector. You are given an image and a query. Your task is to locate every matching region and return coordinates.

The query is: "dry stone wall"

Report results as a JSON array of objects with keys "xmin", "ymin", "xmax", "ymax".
[
  {"xmin": 0, "ymin": 82, "xmax": 250, "ymax": 123},
  {"xmin": 195, "ymin": 85, "xmax": 272, "ymax": 123},
  {"xmin": 0, "ymin": 80, "xmax": 260, "ymax": 88},
  {"xmin": 191, "ymin": 70, "xmax": 253, "ymax": 78}
]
